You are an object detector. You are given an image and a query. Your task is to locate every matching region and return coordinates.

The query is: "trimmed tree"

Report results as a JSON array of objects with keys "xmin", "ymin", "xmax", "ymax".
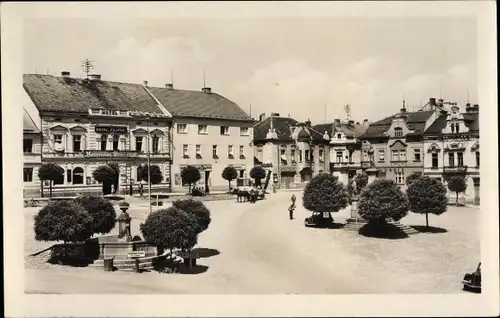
[
  {"xmin": 249, "ymin": 166, "xmax": 267, "ymax": 188},
  {"xmin": 92, "ymin": 165, "xmax": 117, "ymax": 195},
  {"xmin": 447, "ymin": 176, "xmax": 468, "ymax": 206},
  {"xmin": 302, "ymin": 173, "xmax": 349, "ymax": 221},
  {"xmin": 406, "ymin": 172, "xmax": 422, "ymax": 186},
  {"xmin": 34, "ymin": 200, "xmax": 94, "ymax": 258},
  {"xmin": 172, "ymin": 198, "xmax": 211, "ymax": 233},
  {"xmin": 358, "ymin": 179, "xmax": 409, "ymax": 227},
  {"xmin": 407, "ymin": 176, "xmax": 447, "ymax": 228},
  {"xmin": 38, "ymin": 163, "xmax": 64, "ymax": 199},
  {"xmin": 222, "ymin": 166, "xmax": 238, "ymax": 191},
  {"xmin": 140, "ymin": 207, "xmax": 200, "ymax": 260},
  {"xmin": 138, "ymin": 164, "xmax": 163, "ymax": 185},
  {"xmin": 74, "ymin": 195, "xmax": 117, "ymax": 235},
  {"xmin": 181, "ymin": 165, "xmax": 201, "ymax": 194},
  {"xmin": 354, "ymin": 172, "xmax": 369, "ymax": 194}
]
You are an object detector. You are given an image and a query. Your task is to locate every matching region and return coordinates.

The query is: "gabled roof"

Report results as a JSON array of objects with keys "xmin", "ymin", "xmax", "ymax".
[
  {"xmin": 23, "ymin": 74, "xmax": 164, "ymax": 114},
  {"xmin": 253, "ymin": 116, "xmax": 298, "ymax": 141},
  {"xmin": 424, "ymin": 111, "xmax": 479, "ymax": 136},
  {"xmin": 360, "ymin": 110, "xmax": 435, "ymax": 138},
  {"xmin": 313, "ymin": 122, "xmax": 368, "ymax": 139},
  {"xmin": 23, "ymin": 109, "xmax": 39, "ymax": 132},
  {"xmin": 147, "ymin": 86, "xmax": 253, "ymax": 122}
]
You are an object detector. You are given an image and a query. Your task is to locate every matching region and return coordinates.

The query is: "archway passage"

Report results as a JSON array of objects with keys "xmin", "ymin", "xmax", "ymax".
[
  {"xmin": 72, "ymin": 167, "xmax": 84, "ymax": 185},
  {"xmin": 280, "ymin": 171, "xmax": 296, "ymax": 189}
]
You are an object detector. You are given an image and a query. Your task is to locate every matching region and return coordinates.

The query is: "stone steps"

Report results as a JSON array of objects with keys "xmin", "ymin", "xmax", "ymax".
[{"xmin": 343, "ymin": 219, "xmax": 419, "ymax": 235}]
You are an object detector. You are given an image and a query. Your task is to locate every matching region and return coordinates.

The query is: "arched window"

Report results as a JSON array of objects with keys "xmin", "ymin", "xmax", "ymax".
[
  {"xmin": 455, "ymin": 123, "xmax": 460, "ymax": 133},
  {"xmin": 73, "ymin": 167, "xmax": 84, "ymax": 185},
  {"xmin": 394, "ymin": 127, "xmax": 403, "ymax": 137}
]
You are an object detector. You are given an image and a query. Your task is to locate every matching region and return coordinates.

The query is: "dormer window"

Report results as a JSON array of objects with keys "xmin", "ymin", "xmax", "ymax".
[
  {"xmin": 337, "ymin": 133, "xmax": 342, "ymax": 139},
  {"xmin": 394, "ymin": 127, "xmax": 403, "ymax": 137}
]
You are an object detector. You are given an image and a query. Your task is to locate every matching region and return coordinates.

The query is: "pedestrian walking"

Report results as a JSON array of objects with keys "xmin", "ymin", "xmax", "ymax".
[
  {"xmin": 291, "ymin": 194, "xmax": 296, "ymax": 205},
  {"xmin": 288, "ymin": 203, "xmax": 295, "ymax": 220}
]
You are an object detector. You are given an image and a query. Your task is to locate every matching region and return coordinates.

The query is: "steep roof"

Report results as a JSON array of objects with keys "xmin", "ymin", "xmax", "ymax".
[
  {"xmin": 361, "ymin": 110, "xmax": 435, "ymax": 138},
  {"xmin": 23, "ymin": 109, "xmax": 39, "ymax": 132},
  {"xmin": 253, "ymin": 116, "xmax": 298, "ymax": 141},
  {"xmin": 147, "ymin": 86, "xmax": 253, "ymax": 121},
  {"xmin": 424, "ymin": 111, "xmax": 479, "ymax": 135},
  {"xmin": 23, "ymin": 74, "xmax": 164, "ymax": 114},
  {"xmin": 313, "ymin": 122, "xmax": 369, "ymax": 139}
]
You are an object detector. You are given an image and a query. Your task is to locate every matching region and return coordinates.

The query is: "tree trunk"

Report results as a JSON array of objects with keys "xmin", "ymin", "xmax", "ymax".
[
  {"xmin": 188, "ymin": 184, "xmax": 192, "ymax": 194},
  {"xmin": 49, "ymin": 181, "xmax": 53, "ymax": 199},
  {"xmin": 228, "ymin": 181, "xmax": 231, "ymax": 191},
  {"xmin": 456, "ymin": 192, "xmax": 459, "ymax": 206},
  {"xmin": 425, "ymin": 212, "xmax": 429, "ymax": 228}
]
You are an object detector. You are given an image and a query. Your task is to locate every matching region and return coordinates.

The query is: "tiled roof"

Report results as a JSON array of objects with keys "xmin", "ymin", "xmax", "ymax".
[
  {"xmin": 424, "ymin": 114, "xmax": 447, "ymax": 135},
  {"xmin": 424, "ymin": 112, "xmax": 479, "ymax": 135},
  {"xmin": 253, "ymin": 116, "xmax": 298, "ymax": 141},
  {"xmin": 23, "ymin": 74, "xmax": 163, "ymax": 114},
  {"xmin": 147, "ymin": 86, "xmax": 253, "ymax": 121},
  {"xmin": 313, "ymin": 122, "xmax": 369, "ymax": 139},
  {"xmin": 23, "ymin": 109, "xmax": 39, "ymax": 132},
  {"xmin": 361, "ymin": 110, "xmax": 434, "ymax": 138}
]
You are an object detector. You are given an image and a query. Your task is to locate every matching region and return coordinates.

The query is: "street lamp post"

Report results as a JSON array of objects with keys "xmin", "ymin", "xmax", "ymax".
[{"xmin": 146, "ymin": 117, "xmax": 152, "ymax": 214}]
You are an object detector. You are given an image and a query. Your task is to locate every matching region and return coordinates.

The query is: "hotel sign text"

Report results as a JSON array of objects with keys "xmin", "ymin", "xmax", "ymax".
[{"xmin": 94, "ymin": 126, "xmax": 128, "ymax": 134}]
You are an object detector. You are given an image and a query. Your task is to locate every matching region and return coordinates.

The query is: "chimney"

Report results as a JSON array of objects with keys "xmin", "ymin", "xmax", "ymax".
[
  {"xmin": 473, "ymin": 104, "xmax": 479, "ymax": 112},
  {"xmin": 465, "ymin": 103, "xmax": 471, "ymax": 112},
  {"xmin": 356, "ymin": 121, "xmax": 360, "ymax": 125},
  {"xmin": 202, "ymin": 87, "xmax": 212, "ymax": 93},
  {"xmin": 61, "ymin": 71, "xmax": 70, "ymax": 78},
  {"xmin": 429, "ymin": 97, "xmax": 436, "ymax": 106},
  {"xmin": 259, "ymin": 113, "xmax": 266, "ymax": 121},
  {"xmin": 271, "ymin": 113, "xmax": 280, "ymax": 117},
  {"xmin": 142, "ymin": 80, "xmax": 148, "ymax": 86},
  {"xmin": 400, "ymin": 107, "xmax": 407, "ymax": 113},
  {"xmin": 89, "ymin": 74, "xmax": 101, "ymax": 81},
  {"xmin": 165, "ymin": 83, "xmax": 174, "ymax": 90},
  {"xmin": 305, "ymin": 119, "xmax": 311, "ymax": 127},
  {"xmin": 334, "ymin": 118, "xmax": 341, "ymax": 124},
  {"xmin": 348, "ymin": 120, "xmax": 355, "ymax": 126},
  {"xmin": 437, "ymin": 98, "xmax": 444, "ymax": 106}
]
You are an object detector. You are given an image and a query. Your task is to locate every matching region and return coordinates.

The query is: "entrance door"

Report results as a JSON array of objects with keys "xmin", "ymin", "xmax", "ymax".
[
  {"xmin": 204, "ymin": 171, "xmax": 211, "ymax": 193},
  {"xmin": 473, "ymin": 178, "xmax": 480, "ymax": 205}
]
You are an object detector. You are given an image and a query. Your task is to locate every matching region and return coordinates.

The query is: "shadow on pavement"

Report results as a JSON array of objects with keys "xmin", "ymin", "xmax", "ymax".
[
  {"xmin": 192, "ymin": 247, "xmax": 220, "ymax": 258},
  {"xmin": 306, "ymin": 222, "xmax": 345, "ymax": 230},
  {"xmin": 177, "ymin": 264, "xmax": 209, "ymax": 275},
  {"xmin": 411, "ymin": 225, "xmax": 448, "ymax": 234},
  {"xmin": 359, "ymin": 223, "xmax": 409, "ymax": 240}
]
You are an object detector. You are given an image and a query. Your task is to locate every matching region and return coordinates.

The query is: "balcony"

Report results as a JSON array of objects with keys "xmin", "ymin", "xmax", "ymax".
[{"xmin": 443, "ymin": 165, "xmax": 468, "ymax": 174}]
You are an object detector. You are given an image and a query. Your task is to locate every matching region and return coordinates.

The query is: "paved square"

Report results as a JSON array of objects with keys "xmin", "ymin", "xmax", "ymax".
[{"xmin": 25, "ymin": 192, "xmax": 480, "ymax": 294}]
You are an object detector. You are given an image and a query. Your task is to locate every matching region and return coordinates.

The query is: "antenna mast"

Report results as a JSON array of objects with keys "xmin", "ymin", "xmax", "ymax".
[
  {"xmin": 344, "ymin": 104, "xmax": 351, "ymax": 122},
  {"xmin": 203, "ymin": 68, "xmax": 206, "ymax": 88},
  {"xmin": 81, "ymin": 59, "xmax": 94, "ymax": 79}
]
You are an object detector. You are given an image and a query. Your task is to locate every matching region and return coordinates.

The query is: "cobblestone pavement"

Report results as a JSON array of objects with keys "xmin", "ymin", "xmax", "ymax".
[{"xmin": 25, "ymin": 192, "xmax": 480, "ymax": 294}]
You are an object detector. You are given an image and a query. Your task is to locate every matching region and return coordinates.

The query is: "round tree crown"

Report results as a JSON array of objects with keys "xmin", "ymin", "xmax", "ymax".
[
  {"xmin": 357, "ymin": 178, "xmax": 409, "ymax": 222},
  {"xmin": 302, "ymin": 173, "xmax": 349, "ymax": 213}
]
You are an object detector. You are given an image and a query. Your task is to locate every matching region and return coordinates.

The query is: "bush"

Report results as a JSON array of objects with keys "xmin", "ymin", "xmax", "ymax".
[
  {"xmin": 140, "ymin": 207, "xmax": 200, "ymax": 255},
  {"xmin": 38, "ymin": 163, "xmax": 64, "ymax": 199},
  {"xmin": 407, "ymin": 176, "xmax": 447, "ymax": 228},
  {"xmin": 172, "ymin": 198, "xmax": 211, "ymax": 233},
  {"xmin": 34, "ymin": 200, "xmax": 94, "ymax": 248},
  {"xmin": 354, "ymin": 172, "xmax": 369, "ymax": 194},
  {"xmin": 92, "ymin": 165, "xmax": 117, "ymax": 195},
  {"xmin": 447, "ymin": 176, "xmax": 467, "ymax": 206},
  {"xmin": 138, "ymin": 164, "xmax": 163, "ymax": 185},
  {"xmin": 250, "ymin": 166, "xmax": 267, "ymax": 187},
  {"xmin": 181, "ymin": 165, "xmax": 201, "ymax": 194},
  {"xmin": 302, "ymin": 173, "xmax": 349, "ymax": 217},
  {"xmin": 406, "ymin": 172, "xmax": 422, "ymax": 186},
  {"xmin": 358, "ymin": 179, "xmax": 409, "ymax": 225},
  {"xmin": 74, "ymin": 195, "xmax": 117, "ymax": 235},
  {"xmin": 222, "ymin": 166, "xmax": 238, "ymax": 191}
]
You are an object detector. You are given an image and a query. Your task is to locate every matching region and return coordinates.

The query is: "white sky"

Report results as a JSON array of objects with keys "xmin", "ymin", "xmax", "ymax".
[{"xmin": 24, "ymin": 17, "xmax": 477, "ymax": 123}]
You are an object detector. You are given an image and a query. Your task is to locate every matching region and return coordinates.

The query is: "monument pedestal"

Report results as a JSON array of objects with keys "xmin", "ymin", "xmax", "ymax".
[{"xmin": 344, "ymin": 196, "xmax": 367, "ymax": 231}]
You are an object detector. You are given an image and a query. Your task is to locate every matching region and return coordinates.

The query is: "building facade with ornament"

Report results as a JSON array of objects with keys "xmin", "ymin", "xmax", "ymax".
[
  {"xmin": 23, "ymin": 72, "xmax": 173, "ymax": 197},
  {"xmin": 422, "ymin": 101, "xmax": 480, "ymax": 205},
  {"xmin": 145, "ymin": 84, "xmax": 255, "ymax": 193}
]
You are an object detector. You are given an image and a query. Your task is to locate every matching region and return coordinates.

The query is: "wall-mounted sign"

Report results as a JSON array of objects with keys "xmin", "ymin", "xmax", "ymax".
[
  {"xmin": 180, "ymin": 164, "xmax": 212, "ymax": 171},
  {"xmin": 229, "ymin": 164, "xmax": 246, "ymax": 170},
  {"xmin": 84, "ymin": 150, "xmax": 138, "ymax": 158},
  {"xmin": 95, "ymin": 126, "xmax": 128, "ymax": 134}
]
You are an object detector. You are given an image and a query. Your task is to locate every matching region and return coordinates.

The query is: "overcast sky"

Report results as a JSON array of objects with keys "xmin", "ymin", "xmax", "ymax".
[{"xmin": 24, "ymin": 17, "xmax": 477, "ymax": 123}]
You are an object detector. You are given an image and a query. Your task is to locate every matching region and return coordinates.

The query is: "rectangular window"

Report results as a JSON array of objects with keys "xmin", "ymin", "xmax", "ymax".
[
  {"xmin": 23, "ymin": 139, "xmax": 33, "ymax": 153},
  {"xmin": 394, "ymin": 128, "xmax": 403, "ymax": 137},
  {"xmin": 177, "ymin": 124, "xmax": 188, "ymax": 134},
  {"xmin": 228, "ymin": 145, "xmax": 234, "ymax": 158},
  {"xmin": 53, "ymin": 134, "xmax": 63, "ymax": 144},
  {"xmin": 457, "ymin": 152, "xmax": 464, "ymax": 166},
  {"xmin": 240, "ymin": 127, "xmax": 249, "ymax": 136},
  {"xmin": 391, "ymin": 150, "xmax": 399, "ymax": 161},
  {"xmin": 220, "ymin": 126, "xmax": 230, "ymax": 135},
  {"xmin": 73, "ymin": 135, "xmax": 82, "ymax": 152},
  {"xmin": 378, "ymin": 150, "xmax": 385, "ymax": 163},
  {"xmin": 240, "ymin": 145, "xmax": 245, "ymax": 158},
  {"xmin": 213, "ymin": 145, "xmax": 218, "ymax": 158},
  {"xmin": 432, "ymin": 153, "xmax": 439, "ymax": 168},
  {"xmin": 298, "ymin": 150, "xmax": 303, "ymax": 163},
  {"xmin": 183, "ymin": 144, "xmax": 189, "ymax": 157},
  {"xmin": 336, "ymin": 151, "xmax": 343, "ymax": 162},
  {"xmin": 112, "ymin": 135, "xmax": 119, "ymax": 151},
  {"xmin": 413, "ymin": 149, "xmax": 421, "ymax": 162},
  {"xmin": 66, "ymin": 169, "xmax": 72, "ymax": 184},
  {"xmin": 395, "ymin": 172, "xmax": 405, "ymax": 184},
  {"xmin": 319, "ymin": 149, "xmax": 324, "ymax": 162},
  {"xmin": 476, "ymin": 152, "xmax": 480, "ymax": 167},
  {"xmin": 448, "ymin": 153, "xmax": 455, "ymax": 167},
  {"xmin": 305, "ymin": 150, "xmax": 310, "ymax": 162},
  {"xmin": 291, "ymin": 149, "xmax": 296, "ymax": 163},
  {"xmin": 135, "ymin": 136, "xmax": 143, "ymax": 152},
  {"xmin": 400, "ymin": 149, "xmax": 406, "ymax": 161},
  {"xmin": 152, "ymin": 136, "xmax": 160, "ymax": 153},
  {"xmin": 23, "ymin": 168, "xmax": 33, "ymax": 182},
  {"xmin": 198, "ymin": 125, "xmax": 208, "ymax": 135},
  {"xmin": 100, "ymin": 135, "xmax": 108, "ymax": 151},
  {"xmin": 196, "ymin": 145, "xmax": 202, "ymax": 158}
]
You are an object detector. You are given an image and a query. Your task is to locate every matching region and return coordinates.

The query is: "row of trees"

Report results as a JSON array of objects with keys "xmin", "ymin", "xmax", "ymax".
[
  {"xmin": 304, "ymin": 171, "xmax": 468, "ymax": 230},
  {"xmin": 37, "ymin": 163, "xmax": 164, "ymax": 197}
]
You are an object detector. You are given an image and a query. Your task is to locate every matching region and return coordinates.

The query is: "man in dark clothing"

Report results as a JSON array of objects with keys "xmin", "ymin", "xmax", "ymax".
[
  {"xmin": 288, "ymin": 203, "xmax": 295, "ymax": 220},
  {"xmin": 291, "ymin": 194, "xmax": 296, "ymax": 205}
]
